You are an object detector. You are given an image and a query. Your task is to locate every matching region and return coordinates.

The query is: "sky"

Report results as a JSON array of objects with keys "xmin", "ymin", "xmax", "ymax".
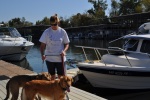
[{"xmin": 0, "ymin": 0, "xmax": 111, "ymax": 24}]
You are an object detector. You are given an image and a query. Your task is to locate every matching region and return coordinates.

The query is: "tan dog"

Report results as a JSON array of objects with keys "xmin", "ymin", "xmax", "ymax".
[
  {"xmin": 4, "ymin": 72, "xmax": 51, "ymax": 100},
  {"xmin": 21, "ymin": 76, "xmax": 73, "ymax": 100}
]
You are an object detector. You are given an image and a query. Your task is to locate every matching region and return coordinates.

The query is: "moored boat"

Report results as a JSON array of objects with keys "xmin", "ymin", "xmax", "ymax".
[
  {"xmin": 76, "ymin": 22, "xmax": 150, "ymax": 89},
  {"xmin": 0, "ymin": 27, "xmax": 34, "ymax": 61}
]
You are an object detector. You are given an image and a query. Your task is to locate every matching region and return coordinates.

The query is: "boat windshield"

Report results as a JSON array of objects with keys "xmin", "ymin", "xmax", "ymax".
[
  {"xmin": 8, "ymin": 28, "xmax": 21, "ymax": 37},
  {"xmin": 123, "ymin": 39, "xmax": 139, "ymax": 51},
  {"xmin": 0, "ymin": 27, "xmax": 21, "ymax": 37},
  {"xmin": 140, "ymin": 40, "xmax": 150, "ymax": 54}
]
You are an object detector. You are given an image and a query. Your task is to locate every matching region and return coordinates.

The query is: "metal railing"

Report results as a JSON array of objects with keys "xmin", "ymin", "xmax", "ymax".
[
  {"xmin": 75, "ymin": 45, "xmax": 150, "ymax": 67},
  {"xmin": 25, "ymin": 35, "xmax": 32, "ymax": 42}
]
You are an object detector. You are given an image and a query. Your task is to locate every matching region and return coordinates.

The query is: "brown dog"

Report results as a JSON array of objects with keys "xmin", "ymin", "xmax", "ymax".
[
  {"xmin": 4, "ymin": 72, "xmax": 51, "ymax": 100},
  {"xmin": 21, "ymin": 76, "xmax": 73, "ymax": 100}
]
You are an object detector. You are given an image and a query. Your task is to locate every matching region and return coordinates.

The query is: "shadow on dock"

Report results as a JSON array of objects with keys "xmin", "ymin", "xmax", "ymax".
[{"xmin": 0, "ymin": 75, "xmax": 10, "ymax": 80}]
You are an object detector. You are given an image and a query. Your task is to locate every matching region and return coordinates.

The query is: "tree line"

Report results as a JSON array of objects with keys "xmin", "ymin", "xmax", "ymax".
[{"xmin": 0, "ymin": 0, "xmax": 149, "ymax": 28}]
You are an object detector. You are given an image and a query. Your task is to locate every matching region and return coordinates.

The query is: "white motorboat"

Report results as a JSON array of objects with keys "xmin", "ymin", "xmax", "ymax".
[
  {"xmin": 76, "ymin": 22, "xmax": 150, "ymax": 89},
  {"xmin": 0, "ymin": 27, "xmax": 34, "ymax": 61}
]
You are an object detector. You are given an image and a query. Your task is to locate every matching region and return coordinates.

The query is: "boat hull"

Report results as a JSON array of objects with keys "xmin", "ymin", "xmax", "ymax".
[
  {"xmin": 0, "ymin": 45, "xmax": 33, "ymax": 61},
  {"xmin": 77, "ymin": 63, "xmax": 150, "ymax": 89}
]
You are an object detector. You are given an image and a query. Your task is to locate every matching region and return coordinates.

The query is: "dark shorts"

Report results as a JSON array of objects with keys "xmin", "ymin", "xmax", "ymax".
[{"xmin": 46, "ymin": 61, "xmax": 66, "ymax": 75}]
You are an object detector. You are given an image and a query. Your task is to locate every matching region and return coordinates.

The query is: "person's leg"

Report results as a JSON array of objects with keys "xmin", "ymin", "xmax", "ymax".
[
  {"xmin": 56, "ymin": 62, "xmax": 70, "ymax": 92},
  {"xmin": 56, "ymin": 62, "xmax": 66, "ymax": 79},
  {"xmin": 46, "ymin": 61, "xmax": 55, "ymax": 80}
]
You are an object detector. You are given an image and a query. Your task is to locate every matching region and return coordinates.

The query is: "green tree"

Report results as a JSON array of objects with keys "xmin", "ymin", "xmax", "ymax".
[
  {"xmin": 8, "ymin": 18, "xmax": 22, "ymax": 27},
  {"xmin": 109, "ymin": 0, "xmax": 119, "ymax": 17},
  {"xmin": 35, "ymin": 20, "xmax": 42, "ymax": 25},
  {"xmin": 119, "ymin": 0, "xmax": 142, "ymax": 15},
  {"xmin": 59, "ymin": 17, "xmax": 71, "ymax": 28},
  {"xmin": 21, "ymin": 17, "xmax": 26, "ymax": 26},
  {"xmin": 21, "ymin": 17, "xmax": 33, "ymax": 26},
  {"xmin": 87, "ymin": 0, "xmax": 108, "ymax": 19},
  {"xmin": 70, "ymin": 13, "xmax": 81, "ymax": 27},
  {"xmin": 23, "ymin": 21, "xmax": 33, "ymax": 26},
  {"xmin": 8, "ymin": 17, "xmax": 33, "ymax": 27},
  {"xmin": 142, "ymin": 0, "xmax": 150, "ymax": 12},
  {"xmin": 36, "ymin": 17, "xmax": 50, "ymax": 25},
  {"xmin": 42, "ymin": 17, "xmax": 50, "ymax": 25},
  {"xmin": 69, "ymin": 13, "xmax": 92, "ymax": 27}
]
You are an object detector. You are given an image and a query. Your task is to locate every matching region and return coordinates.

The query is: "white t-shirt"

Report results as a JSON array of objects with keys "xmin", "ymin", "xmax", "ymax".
[{"xmin": 39, "ymin": 27, "xmax": 70, "ymax": 62}]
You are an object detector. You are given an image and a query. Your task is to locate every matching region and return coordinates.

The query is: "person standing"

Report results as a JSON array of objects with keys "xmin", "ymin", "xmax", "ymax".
[{"xmin": 39, "ymin": 14, "xmax": 70, "ymax": 80}]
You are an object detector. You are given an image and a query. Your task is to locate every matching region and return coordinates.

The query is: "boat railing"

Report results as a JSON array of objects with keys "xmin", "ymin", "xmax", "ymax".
[
  {"xmin": 75, "ymin": 45, "xmax": 150, "ymax": 67},
  {"xmin": 25, "ymin": 35, "xmax": 32, "ymax": 42}
]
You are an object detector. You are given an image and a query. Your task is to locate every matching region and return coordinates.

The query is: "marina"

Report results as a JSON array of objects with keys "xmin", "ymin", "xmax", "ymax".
[
  {"xmin": 1, "ymin": 22, "xmax": 150, "ymax": 100},
  {"xmin": 1, "ymin": 0, "xmax": 150, "ymax": 99}
]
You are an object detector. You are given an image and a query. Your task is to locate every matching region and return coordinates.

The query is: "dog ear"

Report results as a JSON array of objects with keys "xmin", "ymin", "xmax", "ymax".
[{"xmin": 67, "ymin": 76, "xmax": 73, "ymax": 83}]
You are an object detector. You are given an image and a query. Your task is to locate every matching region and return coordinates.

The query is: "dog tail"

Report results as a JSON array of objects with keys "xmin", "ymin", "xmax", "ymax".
[
  {"xmin": 4, "ymin": 80, "xmax": 10, "ymax": 100},
  {"xmin": 21, "ymin": 88, "xmax": 26, "ymax": 100}
]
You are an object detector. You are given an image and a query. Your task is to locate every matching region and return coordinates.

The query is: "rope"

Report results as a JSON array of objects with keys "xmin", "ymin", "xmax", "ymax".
[
  {"xmin": 41, "ymin": 60, "xmax": 44, "ymax": 72},
  {"xmin": 61, "ymin": 54, "xmax": 70, "ymax": 100},
  {"xmin": 65, "ymin": 91, "xmax": 70, "ymax": 100},
  {"xmin": 61, "ymin": 54, "xmax": 65, "ymax": 75}
]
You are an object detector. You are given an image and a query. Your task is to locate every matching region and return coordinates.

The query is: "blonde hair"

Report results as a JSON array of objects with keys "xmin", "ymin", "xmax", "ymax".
[{"xmin": 50, "ymin": 14, "xmax": 60, "ymax": 24}]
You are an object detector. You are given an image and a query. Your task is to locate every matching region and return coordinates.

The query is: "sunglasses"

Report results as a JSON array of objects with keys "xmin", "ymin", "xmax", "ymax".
[{"xmin": 51, "ymin": 23, "xmax": 57, "ymax": 26}]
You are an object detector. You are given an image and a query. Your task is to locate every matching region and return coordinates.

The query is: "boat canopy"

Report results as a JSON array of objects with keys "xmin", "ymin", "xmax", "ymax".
[
  {"xmin": 124, "ymin": 34, "xmax": 150, "ymax": 40},
  {"xmin": 138, "ymin": 22, "xmax": 150, "ymax": 34},
  {"xmin": 124, "ymin": 22, "xmax": 150, "ymax": 40}
]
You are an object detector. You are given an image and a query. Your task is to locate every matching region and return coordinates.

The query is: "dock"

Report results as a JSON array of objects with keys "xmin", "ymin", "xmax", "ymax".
[{"xmin": 0, "ymin": 60, "xmax": 106, "ymax": 100}]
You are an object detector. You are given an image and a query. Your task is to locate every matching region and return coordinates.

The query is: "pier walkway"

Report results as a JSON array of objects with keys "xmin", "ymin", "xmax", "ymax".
[{"xmin": 0, "ymin": 60, "xmax": 106, "ymax": 100}]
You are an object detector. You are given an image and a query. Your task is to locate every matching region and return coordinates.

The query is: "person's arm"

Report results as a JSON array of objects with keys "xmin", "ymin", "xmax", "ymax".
[
  {"xmin": 61, "ymin": 43, "xmax": 69, "ymax": 56},
  {"xmin": 40, "ymin": 42, "xmax": 46, "ymax": 60}
]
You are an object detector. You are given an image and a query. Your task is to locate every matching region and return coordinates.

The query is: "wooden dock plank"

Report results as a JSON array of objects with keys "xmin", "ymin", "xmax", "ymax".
[
  {"xmin": 67, "ymin": 94, "xmax": 82, "ymax": 100},
  {"xmin": 0, "ymin": 79, "xmax": 9, "ymax": 100},
  {"xmin": 0, "ymin": 90, "xmax": 5, "ymax": 100},
  {"xmin": 0, "ymin": 81, "xmax": 6, "ymax": 100},
  {"xmin": 0, "ymin": 80, "xmax": 7, "ymax": 88}
]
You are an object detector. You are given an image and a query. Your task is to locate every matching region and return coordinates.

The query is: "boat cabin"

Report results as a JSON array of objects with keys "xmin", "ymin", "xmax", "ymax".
[{"xmin": 123, "ymin": 22, "xmax": 150, "ymax": 54}]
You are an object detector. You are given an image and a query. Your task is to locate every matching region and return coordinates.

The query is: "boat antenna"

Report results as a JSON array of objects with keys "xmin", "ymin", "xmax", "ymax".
[{"xmin": 108, "ymin": 32, "xmax": 136, "ymax": 47}]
